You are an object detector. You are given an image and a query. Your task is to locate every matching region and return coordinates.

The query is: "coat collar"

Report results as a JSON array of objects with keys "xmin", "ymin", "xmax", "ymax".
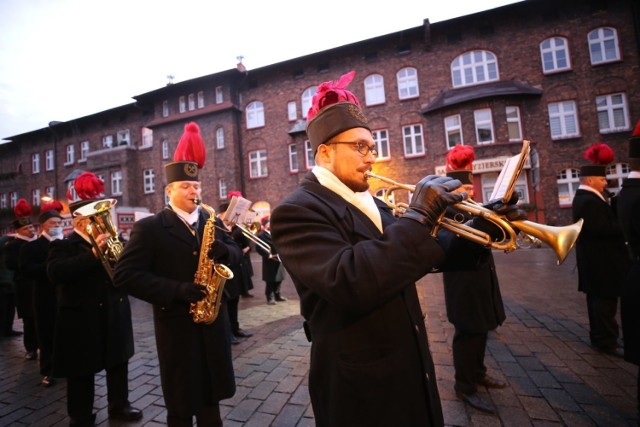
[{"xmin": 160, "ymin": 208, "xmax": 204, "ymax": 246}]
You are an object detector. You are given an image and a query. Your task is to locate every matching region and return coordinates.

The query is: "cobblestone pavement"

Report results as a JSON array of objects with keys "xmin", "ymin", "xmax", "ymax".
[{"xmin": 0, "ymin": 248, "xmax": 638, "ymax": 426}]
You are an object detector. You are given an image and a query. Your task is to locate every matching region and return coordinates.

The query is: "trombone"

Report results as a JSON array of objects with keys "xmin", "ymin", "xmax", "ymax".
[{"xmin": 365, "ymin": 171, "xmax": 583, "ymax": 265}]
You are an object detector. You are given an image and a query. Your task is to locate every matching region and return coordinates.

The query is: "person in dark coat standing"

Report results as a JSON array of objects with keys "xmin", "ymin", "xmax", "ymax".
[
  {"xmin": 256, "ymin": 217, "xmax": 286, "ymax": 305},
  {"xmin": 48, "ymin": 172, "xmax": 142, "ymax": 426},
  {"xmin": 617, "ymin": 121, "xmax": 640, "ymax": 417},
  {"xmin": 19, "ymin": 200, "xmax": 65, "ymax": 387},
  {"xmin": 572, "ymin": 143, "xmax": 630, "ymax": 357},
  {"xmin": 4, "ymin": 199, "xmax": 38, "ymax": 359},
  {"xmin": 0, "ymin": 234, "xmax": 20, "ymax": 338},
  {"xmin": 114, "ymin": 122, "xmax": 241, "ymax": 427},
  {"xmin": 442, "ymin": 145, "xmax": 507, "ymax": 414}
]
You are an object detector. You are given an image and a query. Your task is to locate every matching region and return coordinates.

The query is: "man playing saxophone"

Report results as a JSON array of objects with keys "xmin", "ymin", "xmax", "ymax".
[{"xmin": 114, "ymin": 122, "xmax": 241, "ymax": 427}]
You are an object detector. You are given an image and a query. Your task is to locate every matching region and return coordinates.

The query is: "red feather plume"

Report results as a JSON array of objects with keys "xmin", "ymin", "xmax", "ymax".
[
  {"xmin": 632, "ymin": 120, "xmax": 640, "ymax": 137},
  {"xmin": 446, "ymin": 145, "xmax": 475, "ymax": 171},
  {"xmin": 583, "ymin": 142, "xmax": 614, "ymax": 165},
  {"xmin": 40, "ymin": 200, "xmax": 64, "ymax": 213},
  {"xmin": 307, "ymin": 71, "xmax": 361, "ymax": 122},
  {"xmin": 228, "ymin": 191, "xmax": 243, "ymax": 199},
  {"xmin": 73, "ymin": 172, "xmax": 105, "ymax": 200},
  {"xmin": 14, "ymin": 198, "xmax": 32, "ymax": 218},
  {"xmin": 173, "ymin": 122, "xmax": 206, "ymax": 169}
]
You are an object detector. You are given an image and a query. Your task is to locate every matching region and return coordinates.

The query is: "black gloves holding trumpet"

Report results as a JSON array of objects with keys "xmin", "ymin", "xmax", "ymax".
[{"xmin": 402, "ymin": 175, "xmax": 466, "ymax": 231}]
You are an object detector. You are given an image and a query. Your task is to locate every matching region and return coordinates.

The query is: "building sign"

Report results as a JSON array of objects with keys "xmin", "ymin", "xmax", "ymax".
[{"xmin": 435, "ymin": 155, "xmax": 531, "ymax": 175}]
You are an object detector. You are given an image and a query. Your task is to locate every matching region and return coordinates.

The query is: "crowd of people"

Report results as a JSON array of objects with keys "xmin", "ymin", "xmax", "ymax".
[{"xmin": 1, "ymin": 71, "xmax": 638, "ymax": 426}]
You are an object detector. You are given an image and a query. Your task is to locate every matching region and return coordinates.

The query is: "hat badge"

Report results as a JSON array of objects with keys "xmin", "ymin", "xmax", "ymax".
[{"xmin": 184, "ymin": 163, "xmax": 198, "ymax": 178}]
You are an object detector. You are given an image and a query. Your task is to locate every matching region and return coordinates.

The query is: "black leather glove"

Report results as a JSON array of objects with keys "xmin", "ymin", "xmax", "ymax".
[
  {"xmin": 174, "ymin": 282, "xmax": 207, "ymax": 303},
  {"xmin": 402, "ymin": 175, "xmax": 466, "ymax": 231},
  {"xmin": 483, "ymin": 194, "xmax": 528, "ymax": 222}
]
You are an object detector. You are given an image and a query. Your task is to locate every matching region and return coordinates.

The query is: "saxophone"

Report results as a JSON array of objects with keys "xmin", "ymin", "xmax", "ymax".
[{"xmin": 189, "ymin": 199, "xmax": 234, "ymax": 324}]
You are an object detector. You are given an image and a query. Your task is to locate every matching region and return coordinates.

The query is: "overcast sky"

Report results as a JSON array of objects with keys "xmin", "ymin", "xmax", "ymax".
[{"xmin": 0, "ymin": 0, "xmax": 522, "ymax": 141}]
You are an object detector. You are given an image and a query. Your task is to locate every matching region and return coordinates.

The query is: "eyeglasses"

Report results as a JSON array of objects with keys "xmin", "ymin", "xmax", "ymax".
[{"xmin": 324, "ymin": 141, "xmax": 379, "ymax": 157}]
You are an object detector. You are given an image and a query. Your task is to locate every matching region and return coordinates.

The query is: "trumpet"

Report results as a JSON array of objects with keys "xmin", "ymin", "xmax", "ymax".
[
  {"xmin": 365, "ymin": 171, "xmax": 583, "ymax": 265},
  {"xmin": 236, "ymin": 222, "xmax": 272, "ymax": 254}
]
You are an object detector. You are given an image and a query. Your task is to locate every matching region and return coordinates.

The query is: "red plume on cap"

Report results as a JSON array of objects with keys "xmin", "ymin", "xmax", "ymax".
[
  {"xmin": 583, "ymin": 142, "xmax": 614, "ymax": 165},
  {"xmin": 446, "ymin": 145, "xmax": 475, "ymax": 171},
  {"xmin": 307, "ymin": 70, "xmax": 361, "ymax": 123},
  {"xmin": 228, "ymin": 191, "xmax": 243, "ymax": 199},
  {"xmin": 14, "ymin": 198, "xmax": 32, "ymax": 218},
  {"xmin": 72, "ymin": 172, "xmax": 105, "ymax": 200},
  {"xmin": 173, "ymin": 122, "xmax": 206, "ymax": 169},
  {"xmin": 632, "ymin": 120, "xmax": 640, "ymax": 137},
  {"xmin": 40, "ymin": 200, "xmax": 64, "ymax": 214}
]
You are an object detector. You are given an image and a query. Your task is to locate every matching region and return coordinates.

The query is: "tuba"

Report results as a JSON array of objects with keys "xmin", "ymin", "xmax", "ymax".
[
  {"xmin": 189, "ymin": 199, "xmax": 234, "ymax": 324},
  {"xmin": 74, "ymin": 198, "xmax": 123, "ymax": 279}
]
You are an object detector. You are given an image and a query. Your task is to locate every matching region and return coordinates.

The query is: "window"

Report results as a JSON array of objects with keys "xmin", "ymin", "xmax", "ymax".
[
  {"xmin": 606, "ymin": 163, "xmax": 629, "ymax": 194},
  {"xmin": 111, "ymin": 171, "xmax": 123, "ymax": 195},
  {"xmin": 215, "ymin": 86, "xmax": 223, "ymax": 104},
  {"xmin": 246, "ymin": 101, "xmax": 265, "ymax": 129},
  {"xmin": 65, "ymin": 145, "xmax": 75, "ymax": 165},
  {"xmin": 80, "ymin": 141, "xmax": 89, "ymax": 161},
  {"xmin": 305, "ymin": 140, "xmax": 315, "ymax": 169},
  {"xmin": 506, "ymin": 106, "xmax": 523, "ymax": 141},
  {"xmin": 364, "ymin": 74, "xmax": 385, "ymax": 106},
  {"xmin": 141, "ymin": 128, "xmax": 153, "ymax": 148},
  {"xmin": 117, "ymin": 129, "xmax": 130, "ymax": 146},
  {"xmin": 588, "ymin": 27, "xmax": 620, "ymax": 65},
  {"xmin": 0, "ymin": 193, "xmax": 7, "ymax": 209},
  {"xmin": 287, "ymin": 102, "xmax": 297, "ymax": 121},
  {"xmin": 557, "ymin": 168, "xmax": 580, "ymax": 206},
  {"xmin": 301, "ymin": 87, "xmax": 317, "ymax": 119},
  {"xmin": 288, "ymin": 144, "xmax": 299, "ymax": 172},
  {"xmin": 162, "ymin": 100, "xmax": 169, "ymax": 117},
  {"xmin": 188, "ymin": 93, "xmax": 195, "ymax": 111},
  {"xmin": 402, "ymin": 124, "xmax": 425, "ymax": 157},
  {"xmin": 216, "ymin": 128, "xmax": 224, "ymax": 149},
  {"xmin": 45, "ymin": 149, "xmax": 54, "ymax": 171},
  {"xmin": 596, "ymin": 93, "xmax": 629, "ymax": 133},
  {"xmin": 32, "ymin": 189, "xmax": 40, "ymax": 206},
  {"xmin": 32, "ymin": 153, "xmax": 40, "ymax": 174},
  {"xmin": 397, "ymin": 68, "xmax": 419, "ymax": 100},
  {"xmin": 10, "ymin": 192, "xmax": 17, "ymax": 208},
  {"xmin": 45, "ymin": 186, "xmax": 55, "ymax": 199},
  {"xmin": 474, "ymin": 109, "xmax": 494, "ymax": 144},
  {"xmin": 249, "ymin": 150, "xmax": 268, "ymax": 178},
  {"xmin": 66, "ymin": 182, "xmax": 77, "ymax": 202},
  {"xmin": 143, "ymin": 169, "xmax": 155, "ymax": 194},
  {"xmin": 179, "ymin": 96, "xmax": 186, "ymax": 113},
  {"xmin": 219, "ymin": 179, "xmax": 227, "ymax": 199},
  {"xmin": 451, "ymin": 50, "xmax": 499, "ymax": 87},
  {"xmin": 372, "ymin": 129, "xmax": 390, "ymax": 161},
  {"xmin": 103, "ymin": 135, "xmax": 113, "ymax": 149},
  {"xmin": 197, "ymin": 91, "xmax": 204, "ymax": 108},
  {"xmin": 162, "ymin": 139, "xmax": 170, "ymax": 159},
  {"xmin": 540, "ymin": 37, "xmax": 571, "ymax": 73},
  {"xmin": 444, "ymin": 115, "xmax": 463, "ymax": 149},
  {"xmin": 548, "ymin": 101, "xmax": 579, "ymax": 139}
]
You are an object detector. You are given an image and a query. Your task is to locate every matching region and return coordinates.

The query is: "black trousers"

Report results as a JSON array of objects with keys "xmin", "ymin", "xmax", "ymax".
[
  {"xmin": 586, "ymin": 294, "xmax": 619, "ymax": 350},
  {"xmin": 452, "ymin": 327, "xmax": 488, "ymax": 394},
  {"xmin": 265, "ymin": 281, "xmax": 282, "ymax": 300},
  {"xmin": 227, "ymin": 296, "xmax": 240, "ymax": 333},
  {"xmin": 0, "ymin": 292, "xmax": 16, "ymax": 335},
  {"xmin": 22, "ymin": 315, "xmax": 38, "ymax": 353},
  {"xmin": 167, "ymin": 403, "xmax": 222, "ymax": 427},
  {"xmin": 67, "ymin": 362, "xmax": 130, "ymax": 425},
  {"xmin": 33, "ymin": 293, "xmax": 56, "ymax": 376}
]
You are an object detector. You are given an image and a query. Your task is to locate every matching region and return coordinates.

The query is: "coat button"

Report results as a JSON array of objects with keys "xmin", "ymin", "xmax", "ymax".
[
  {"xmin": 193, "ymin": 251, "xmax": 197, "ymax": 256},
  {"xmin": 415, "ymin": 324, "xmax": 420, "ymax": 333},
  {"xmin": 426, "ymin": 373, "xmax": 430, "ymax": 382}
]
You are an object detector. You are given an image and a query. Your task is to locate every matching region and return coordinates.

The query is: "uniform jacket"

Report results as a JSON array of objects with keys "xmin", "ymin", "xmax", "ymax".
[
  {"xmin": 617, "ymin": 177, "xmax": 640, "ymax": 365},
  {"xmin": 572, "ymin": 188, "xmax": 630, "ymax": 296},
  {"xmin": 47, "ymin": 231, "xmax": 134, "ymax": 377},
  {"xmin": 21, "ymin": 236, "xmax": 57, "ymax": 314},
  {"xmin": 113, "ymin": 207, "xmax": 241, "ymax": 416},
  {"xmin": 255, "ymin": 230, "xmax": 282, "ymax": 282},
  {"xmin": 4, "ymin": 237, "xmax": 34, "ymax": 318},
  {"xmin": 271, "ymin": 172, "xmax": 451, "ymax": 427}
]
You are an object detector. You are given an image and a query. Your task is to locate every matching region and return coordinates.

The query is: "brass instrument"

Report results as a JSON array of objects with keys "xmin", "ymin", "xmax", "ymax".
[
  {"xmin": 365, "ymin": 171, "xmax": 584, "ymax": 265},
  {"xmin": 74, "ymin": 198, "xmax": 123, "ymax": 280},
  {"xmin": 236, "ymin": 222, "xmax": 271, "ymax": 254},
  {"xmin": 189, "ymin": 199, "xmax": 234, "ymax": 324}
]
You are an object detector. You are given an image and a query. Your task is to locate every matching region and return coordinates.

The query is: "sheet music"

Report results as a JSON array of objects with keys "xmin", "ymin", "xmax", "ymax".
[
  {"xmin": 223, "ymin": 195, "xmax": 253, "ymax": 224},
  {"xmin": 489, "ymin": 140, "xmax": 530, "ymax": 203}
]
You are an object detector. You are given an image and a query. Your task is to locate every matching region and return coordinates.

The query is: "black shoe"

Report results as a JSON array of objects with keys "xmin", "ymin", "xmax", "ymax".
[
  {"xmin": 5, "ymin": 330, "xmax": 23, "ymax": 337},
  {"xmin": 267, "ymin": 298, "xmax": 276, "ymax": 305},
  {"xmin": 477, "ymin": 374, "xmax": 507, "ymax": 389},
  {"xmin": 108, "ymin": 404, "xmax": 143, "ymax": 421},
  {"xmin": 41, "ymin": 376, "xmax": 55, "ymax": 387},
  {"xmin": 230, "ymin": 335, "xmax": 241, "ymax": 345},
  {"xmin": 241, "ymin": 292, "xmax": 254, "ymax": 298},
  {"xmin": 70, "ymin": 413, "xmax": 96, "ymax": 426},
  {"xmin": 25, "ymin": 351, "xmax": 37, "ymax": 360},
  {"xmin": 275, "ymin": 295, "xmax": 287, "ymax": 302},
  {"xmin": 456, "ymin": 391, "xmax": 496, "ymax": 413},
  {"xmin": 596, "ymin": 346, "xmax": 624, "ymax": 358},
  {"xmin": 234, "ymin": 328, "xmax": 253, "ymax": 338}
]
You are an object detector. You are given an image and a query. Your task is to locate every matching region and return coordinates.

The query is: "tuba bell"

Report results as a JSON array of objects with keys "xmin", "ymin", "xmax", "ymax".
[{"xmin": 74, "ymin": 198, "xmax": 123, "ymax": 279}]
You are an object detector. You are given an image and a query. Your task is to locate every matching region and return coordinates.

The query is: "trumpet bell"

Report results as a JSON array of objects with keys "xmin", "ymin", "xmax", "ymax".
[
  {"xmin": 512, "ymin": 218, "xmax": 584, "ymax": 265},
  {"xmin": 74, "ymin": 198, "xmax": 118, "ymax": 217}
]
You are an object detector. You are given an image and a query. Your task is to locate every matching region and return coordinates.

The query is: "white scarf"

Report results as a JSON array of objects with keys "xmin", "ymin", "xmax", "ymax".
[
  {"xmin": 312, "ymin": 166, "xmax": 382, "ymax": 232},
  {"xmin": 169, "ymin": 203, "xmax": 201, "ymax": 234},
  {"xmin": 578, "ymin": 184, "xmax": 606, "ymax": 202}
]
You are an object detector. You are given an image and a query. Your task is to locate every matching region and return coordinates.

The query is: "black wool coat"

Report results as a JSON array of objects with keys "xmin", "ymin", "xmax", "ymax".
[
  {"xmin": 113, "ymin": 207, "xmax": 241, "ymax": 417},
  {"xmin": 617, "ymin": 177, "xmax": 640, "ymax": 365},
  {"xmin": 47, "ymin": 232, "xmax": 134, "ymax": 377},
  {"xmin": 572, "ymin": 188, "xmax": 630, "ymax": 297},
  {"xmin": 255, "ymin": 230, "xmax": 282, "ymax": 282},
  {"xmin": 4, "ymin": 237, "xmax": 34, "ymax": 318}
]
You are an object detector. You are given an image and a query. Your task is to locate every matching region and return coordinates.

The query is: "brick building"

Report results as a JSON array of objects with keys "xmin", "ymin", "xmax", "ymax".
[{"xmin": 1, "ymin": 0, "xmax": 639, "ymax": 233}]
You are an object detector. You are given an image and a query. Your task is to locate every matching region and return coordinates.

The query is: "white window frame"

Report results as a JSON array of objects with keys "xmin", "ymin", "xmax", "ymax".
[
  {"xmin": 397, "ymin": 67, "xmax": 419, "ymax": 100},
  {"xmin": 10, "ymin": 192, "xmax": 17, "ymax": 208},
  {"xmin": 506, "ymin": 106, "xmax": 523, "ymax": 142},
  {"xmin": 218, "ymin": 179, "xmax": 227, "ymax": 199},
  {"xmin": 364, "ymin": 74, "xmax": 385, "ymax": 106},
  {"xmin": 65, "ymin": 145, "xmax": 75, "ymax": 165},
  {"xmin": 305, "ymin": 140, "xmax": 315, "ymax": 170},
  {"xmin": 162, "ymin": 140, "xmax": 169, "ymax": 160},
  {"xmin": 444, "ymin": 115, "xmax": 463, "ymax": 149},
  {"xmin": 111, "ymin": 171, "xmax": 123, "ymax": 196},
  {"xmin": 548, "ymin": 100, "xmax": 580, "ymax": 139},
  {"xmin": 246, "ymin": 101, "xmax": 265, "ymax": 129},
  {"xmin": 451, "ymin": 50, "xmax": 499, "ymax": 88},
  {"xmin": 66, "ymin": 183, "xmax": 76, "ymax": 202},
  {"xmin": 301, "ymin": 87, "xmax": 317, "ymax": 119},
  {"xmin": 288, "ymin": 144, "xmax": 299, "ymax": 172},
  {"xmin": 216, "ymin": 128, "xmax": 225, "ymax": 149},
  {"xmin": 540, "ymin": 37, "xmax": 571, "ymax": 73},
  {"xmin": 588, "ymin": 27, "xmax": 620, "ymax": 65},
  {"xmin": 45, "ymin": 186, "xmax": 55, "ymax": 199},
  {"xmin": 215, "ymin": 86, "xmax": 224, "ymax": 104},
  {"xmin": 606, "ymin": 163, "xmax": 629, "ymax": 194},
  {"xmin": 402, "ymin": 124, "xmax": 425, "ymax": 157},
  {"xmin": 197, "ymin": 91, "xmax": 205, "ymax": 108},
  {"xmin": 32, "ymin": 189, "xmax": 41, "ymax": 206},
  {"xmin": 45, "ymin": 149, "xmax": 54, "ymax": 171},
  {"xmin": 474, "ymin": 109, "xmax": 495, "ymax": 145},
  {"xmin": 249, "ymin": 149, "xmax": 268, "ymax": 178},
  {"xmin": 162, "ymin": 100, "xmax": 169, "ymax": 117},
  {"xmin": 179, "ymin": 96, "xmax": 186, "ymax": 113},
  {"xmin": 141, "ymin": 128, "xmax": 153, "ymax": 148},
  {"xmin": 117, "ymin": 129, "xmax": 130, "ymax": 146},
  {"xmin": 32, "ymin": 153, "xmax": 40, "ymax": 174},
  {"xmin": 372, "ymin": 129, "xmax": 390, "ymax": 161},
  {"xmin": 596, "ymin": 93, "xmax": 629, "ymax": 134},
  {"xmin": 557, "ymin": 168, "xmax": 580, "ymax": 207},
  {"xmin": 143, "ymin": 169, "xmax": 155, "ymax": 194},
  {"xmin": 0, "ymin": 193, "xmax": 6, "ymax": 209},
  {"xmin": 103, "ymin": 135, "xmax": 113, "ymax": 149},
  {"xmin": 188, "ymin": 93, "xmax": 195, "ymax": 111},
  {"xmin": 287, "ymin": 101, "xmax": 297, "ymax": 121},
  {"xmin": 79, "ymin": 141, "xmax": 89, "ymax": 161}
]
